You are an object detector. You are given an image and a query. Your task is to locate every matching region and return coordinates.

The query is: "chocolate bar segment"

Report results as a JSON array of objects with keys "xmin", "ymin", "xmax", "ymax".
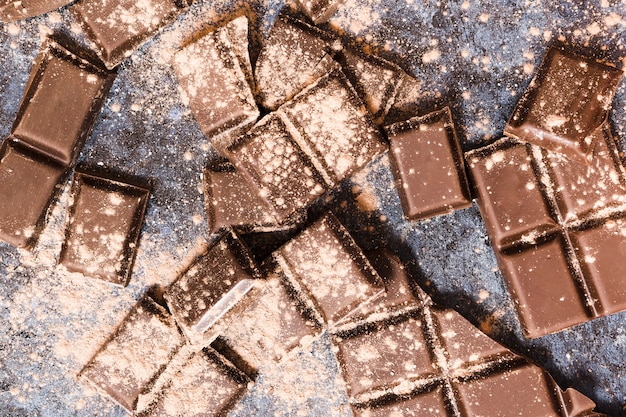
[
  {"xmin": 384, "ymin": 107, "xmax": 472, "ymax": 221},
  {"xmin": 11, "ymin": 37, "xmax": 116, "ymax": 166},
  {"xmin": 505, "ymin": 47, "xmax": 623, "ymax": 164},
  {"xmin": 0, "ymin": 0, "xmax": 73, "ymax": 21},
  {"xmin": 294, "ymin": 0, "xmax": 343, "ymax": 24},
  {"xmin": 59, "ymin": 170, "xmax": 150, "ymax": 286}
]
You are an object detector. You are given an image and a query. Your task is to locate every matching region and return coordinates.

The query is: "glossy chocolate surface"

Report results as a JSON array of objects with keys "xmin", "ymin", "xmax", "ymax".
[{"xmin": 0, "ymin": 0, "xmax": 72, "ymax": 21}]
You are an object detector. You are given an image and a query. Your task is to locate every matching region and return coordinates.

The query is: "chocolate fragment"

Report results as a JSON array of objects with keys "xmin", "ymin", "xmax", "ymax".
[
  {"xmin": 172, "ymin": 17, "xmax": 259, "ymax": 153},
  {"xmin": 70, "ymin": 0, "xmax": 186, "ymax": 69},
  {"xmin": 505, "ymin": 47, "xmax": 623, "ymax": 164},
  {"xmin": 294, "ymin": 0, "xmax": 343, "ymax": 24},
  {"xmin": 11, "ymin": 37, "xmax": 116, "ymax": 166},
  {"xmin": 58, "ymin": 170, "xmax": 150, "ymax": 286},
  {"xmin": 384, "ymin": 107, "xmax": 472, "ymax": 221},
  {"xmin": 80, "ymin": 294, "xmax": 185, "ymax": 413},
  {"xmin": 0, "ymin": 140, "xmax": 67, "ymax": 248},
  {"xmin": 164, "ymin": 229, "xmax": 261, "ymax": 345},
  {"xmin": 0, "ymin": 0, "xmax": 73, "ymax": 21}
]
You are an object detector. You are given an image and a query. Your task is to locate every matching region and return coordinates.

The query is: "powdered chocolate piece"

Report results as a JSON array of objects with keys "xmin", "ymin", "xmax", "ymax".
[
  {"xmin": 11, "ymin": 37, "xmax": 116, "ymax": 166},
  {"xmin": 80, "ymin": 294, "xmax": 185, "ymax": 413},
  {"xmin": 505, "ymin": 47, "xmax": 623, "ymax": 164},
  {"xmin": 384, "ymin": 107, "xmax": 472, "ymax": 221},
  {"xmin": 0, "ymin": 140, "xmax": 67, "ymax": 248},
  {"xmin": 70, "ymin": 0, "xmax": 185, "ymax": 69},
  {"xmin": 164, "ymin": 229, "xmax": 261, "ymax": 345},
  {"xmin": 172, "ymin": 17, "xmax": 259, "ymax": 153},
  {"xmin": 254, "ymin": 13, "xmax": 338, "ymax": 110},
  {"xmin": 141, "ymin": 347, "xmax": 250, "ymax": 417},
  {"xmin": 294, "ymin": 0, "xmax": 343, "ymax": 24},
  {"xmin": 466, "ymin": 133, "xmax": 626, "ymax": 337},
  {"xmin": 273, "ymin": 213, "xmax": 385, "ymax": 326},
  {"xmin": 0, "ymin": 0, "xmax": 73, "ymax": 21},
  {"xmin": 59, "ymin": 170, "xmax": 150, "ymax": 286}
]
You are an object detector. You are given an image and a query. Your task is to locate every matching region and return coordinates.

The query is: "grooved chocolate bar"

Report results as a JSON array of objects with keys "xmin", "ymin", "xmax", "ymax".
[
  {"xmin": 294, "ymin": 0, "xmax": 344, "ymax": 24},
  {"xmin": 466, "ymin": 129, "xmax": 626, "ymax": 337},
  {"xmin": 0, "ymin": 0, "xmax": 72, "ymax": 21}
]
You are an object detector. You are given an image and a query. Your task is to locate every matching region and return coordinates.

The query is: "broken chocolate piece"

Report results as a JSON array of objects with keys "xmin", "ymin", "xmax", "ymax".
[
  {"xmin": 384, "ymin": 107, "xmax": 472, "ymax": 221},
  {"xmin": 0, "ymin": 0, "xmax": 73, "ymax": 21},
  {"xmin": 294, "ymin": 0, "xmax": 343, "ymax": 24},
  {"xmin": 80, "ymin": 294, "xmax": 185, "ymax": 413},
  {"xmin": 59, "ymin": 170, "xmax": 150, "ymax": 286},
  {"xmin": 11, "ymin": 37, "xmax": 116, "ymax": 166},
  {"xmin": 505, "ymin": 46, "xmax": 623, "ymax": 164}
]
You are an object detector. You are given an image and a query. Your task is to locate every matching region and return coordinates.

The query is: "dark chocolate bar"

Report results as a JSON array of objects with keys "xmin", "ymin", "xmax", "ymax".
[
  {"xmin": 11, "ymin": 37, "xmax": 116, "ymax": 166},
  {"xmin": 505, "ymin": 46, "xmax": 623, "ymax": 164},
  {"xmin": 294, "ymin": 0, "xmax": 343, "ymax": 24},
  {"xmin": 58, "ymin": 170, "xmax": 150, "ymax": 286},
  {"xmin": 384, "ymin": 107, "xmax": 472, "ymax": 221},
  {"xmin": 0, "ymin": 0, "xmax": 72, "ymax": 21},
  {"xmin": 466, "ymin": 129, "xmax": 626, "ymax": 337}
]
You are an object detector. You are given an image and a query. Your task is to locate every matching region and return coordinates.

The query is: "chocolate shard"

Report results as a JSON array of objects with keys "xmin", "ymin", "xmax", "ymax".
[
  {"xmin": 505, "ymin": 46, "xmax": 623, "ymax": 164},
  {"xmin": 164, "ymin": 229, "xmax": 262, "ymax": 345},
  {"xmin": 69, "ymin": 0, "xmax": 186, "ymax": 69},
  {"xmin": 172, "ymin": 16, "xmax": 259, "ymax": 153},
  {"xmin": 11, "ymin": 36, "xmax": 117, "ymax": 167},
  {"xmin": 294, "ymin": 0, "xmax": 343, "ymax": 24},
  {"xmin": 0, "ymin": 140, "xmax": 68, "ymax": 248},
  {"xmin": 0, "ymin": 0, "xmax": 73, "ymax": 21},
  {"xmin": 79, "ymin": 294, "xmax": 186, "ymax": 414},
  {"xmin": 254, "ymin": 13, "xmax": 339, "ymax": 110},
  {"xmin": 58, "ymin": 169, "xmax": 151, "ymax": 287},
  {"xmin": 384, "ymin": 107, "xmax": 472, "ymax": 221}
]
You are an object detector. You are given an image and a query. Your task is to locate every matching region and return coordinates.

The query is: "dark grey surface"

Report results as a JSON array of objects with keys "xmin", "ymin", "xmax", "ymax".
[{"xmin": 0, "ymin": 0, "xmax": 625, "ymax": 416}]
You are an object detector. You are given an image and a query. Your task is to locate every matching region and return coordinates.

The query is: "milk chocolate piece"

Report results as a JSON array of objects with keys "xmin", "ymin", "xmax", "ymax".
[
  {"xmin": 505, "ymin": 47, "xmax": 623, "ymax": 164},
  {"xmin": 70, "ymin": 0, "xmax": 185, "ymax": 69},
  {"xmin": 467, "ymin": 133, "xmax": 626, "ymax": 337},
  {"xmin": 254, "ymin": 13, "xmax": 338, "ymax": 110},
  {"xmin": 0, "ymin": 140, "xmax": 67, "ymax": 248},
  {"xmin": 273, "ymin": 214, "xmax": 385, "ymax": 326},
  {"xmin": 294, "ymin": 0, "xmax": 343, "ymax": 24},
  {"xmin": 11, "ymin": 37, "xmax": 116, "ymax": 166},
  {"xmin": 172, "ymin": 17, "xmax": 259, "ymax": 153},
  {"xmin": 0, "ymin": 0, "xmax": 73, "ymax": 21},
  {"xmin": 59, "ymin": 170, "xmax": 150, "ymax": 286},
  {"xmin": 164, "ymin": 229, "xmax": 261, "ymax": 345},
  {"xmin": 384, "ymin": 107, "xmax": 472, "ymax": 221},
  {"xmin": 80, "ymin": 294, "xmax": 185, "ymax": 413}
]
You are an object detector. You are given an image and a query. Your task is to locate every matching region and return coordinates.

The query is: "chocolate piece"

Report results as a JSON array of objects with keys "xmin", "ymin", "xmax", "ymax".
[
  {"xmin": 505, "ymin": 47, "xmax": 623, "ymax": 164},
  {"xmin": 466, "ymin": 133, "xmax": 626, "ymax": 337},
  {"xmin": 254, "ymin": 13, "xmax": 338, "ymax": 110},
  {"xmin": 273, "ymin": 213, "xmax": 385, "ymax": 326},
  {"xmin": 80, "ymin": 294, "xmax": 185, "ymax": 413},
  {"xmin": 0, "ymin": 0, "xmax": 73, "ymax": 21},
  {"xmin": 58, "ymin": 170, "xmax": 150, "ymax": 286},
  {"xmin": 164, "ymin": 229, "xmax": 261, "ymax": 345},
  {"xmin": 294, "ymin": 0, "xmax": 343, "ymax": 24},
  {"xmin": 11, "ymin": 37, "xmax": 116, "ymax": 166},
  {"xmin": 384, "ymin": 107, "xmax": 472, "ymax": 221},
  {"xmin": 172, "ymin": 17, "xmax": 259, "ymax": 153},
  {"xmin": 140, "ymin": 347, "xmax": 250, "ymax": 417},
  {"xmin": 0, "ymin": 140, "xmax": 67, "ymax": 248},
  {"xmin": 70, "ymin": 0, "xmax": 185, "ymax": 69}
]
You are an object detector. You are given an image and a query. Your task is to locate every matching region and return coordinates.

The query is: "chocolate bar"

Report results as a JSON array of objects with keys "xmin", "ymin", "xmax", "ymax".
[
  {"xmin": 172, "ymin": 17, "xmax": 259, "ymax": 153},
  {"xmin": 11, "ymin": 37, "xmax": 116, "ymax": 166},
  {"xmin": 79, "ymin": 294, "xmax": 185, "ymax": 413},
  {"xmin": 58, "ymin": 170, "xmax": 151, "ymax": 286},
  {"xmin": 294, "ymin": 0, "xmax": 344, "ymax": 24},
  {"xmin": 333, "ymin": 250, "xmax": 605, "ymax": 417},
  {"xmin": 466, "ymin": 130, "xmax": 626, "ymax": 337},
  {"xmin": 384, "ymin": 107, "xmax": 472, "ymax": 221},
  {"xmin": 70, "ymin": 0, "xmax": 187, "ymax": 69},
  {"xmin": 505, "ymin": 46, "xmax": 623, "ymax": 164},
  {"xmin": 0, "ymin": 0, "xmax": 73, "ymax": 21}
]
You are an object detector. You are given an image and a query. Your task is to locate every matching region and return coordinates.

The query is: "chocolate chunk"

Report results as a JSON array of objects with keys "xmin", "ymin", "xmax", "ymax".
[
  {"xmin": 505, "ymin": 47, "xmax": 623, "ymax": 164},
  {"xmin": 11, "ymin": 37, "xmax": 116, "ymax": 166},
  {"xmin": 294, "ymin": 0, "xmax": 343, "ymax": 24},
  {"xmin": 273, "ymin": 213, "xmax": 385, "ymax": 326},
  {"xmin": 164, "ymin": 229, "xmax": 261, "ymax": 345},
  {"xmin": 254, "ymin": 13, "xmax": 338, "ymax": 110},
  {"xmin": 172, "ymin": 17, "xmax": 259, "ymax": 153},
  {"xmin": 69, "ymin": 0, "xmax": 185, "ymax": 69},
  {"xmin": 0, "ymin": 0, "xmax": 73, "ymax": 21},
  {"xmin": 80, "ymin": 294, "xmax": 185, "ymax": 413},
  {"xmin": 0, "ymin": 140, "xmax": 67, "ymax": 248},
  {"xmin": 58, "ymin": 170, "xmax": 151, "ymax": 287},
  {"xmin": 384, "ymin": 107, "xmax": 472, "ymax": 221}
]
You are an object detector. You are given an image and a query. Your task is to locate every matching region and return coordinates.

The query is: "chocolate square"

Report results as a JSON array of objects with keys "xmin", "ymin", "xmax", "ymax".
[
  {"xmin": 0, "ymin": 0, "xmax": 73, "ymax": 21},
  {"xmin": 59, "ymin": 170, "xmax": 150, "ymax": 286},
  {"xmin": 294, "ymin": 0, "xmax": 343, "ymax": 24}
]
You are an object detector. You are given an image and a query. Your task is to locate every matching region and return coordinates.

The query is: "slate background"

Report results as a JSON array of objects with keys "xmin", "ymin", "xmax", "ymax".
[{"xmin": 0, "ymin": 0, "xmax": 625, "ymax": 416}]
